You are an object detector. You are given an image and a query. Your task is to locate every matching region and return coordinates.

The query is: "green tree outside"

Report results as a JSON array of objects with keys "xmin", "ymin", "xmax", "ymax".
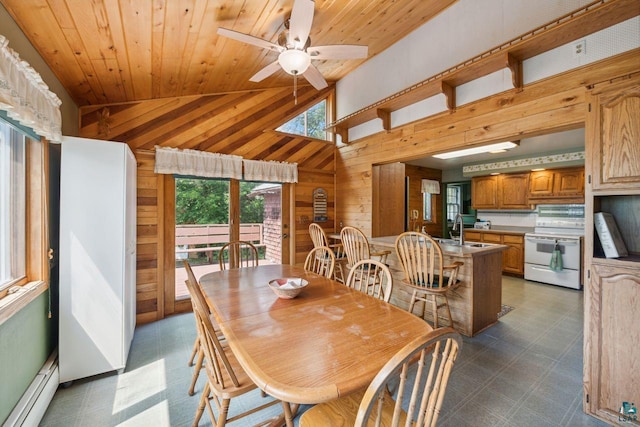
[{"xmin": 175, "ymin": 178, "xmax": 264, "ymax": 225}]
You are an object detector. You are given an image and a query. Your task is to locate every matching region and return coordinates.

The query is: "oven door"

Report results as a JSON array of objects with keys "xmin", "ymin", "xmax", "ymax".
[{"xmin": 524, "ymin": 234, "xmax": 581, "ymax": 270}]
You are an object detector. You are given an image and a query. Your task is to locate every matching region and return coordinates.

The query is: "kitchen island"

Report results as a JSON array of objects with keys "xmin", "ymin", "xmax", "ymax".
[{"xmin": 369, "ymin": 235, "xmax": 507, "ymax": 337}]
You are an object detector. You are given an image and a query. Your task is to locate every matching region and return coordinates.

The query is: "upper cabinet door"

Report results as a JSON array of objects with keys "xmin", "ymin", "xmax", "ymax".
[
  {"xmin": 498, "ymin": 173, "xmax": 530, "ymax": 209},
  {"xmin": 529, "ymin": 170, "xmax": 555, "ymax": 197},
  {"xmin": 587, "ymin": 78, "xmax": 640, "ymax": 192},
  {"xmin": 471, "ymin": 175, "xmax": 498, "ymax": 209},
  {"xmin": 553, "ymin": 168, "xmax": 584, "ymax": 197}
]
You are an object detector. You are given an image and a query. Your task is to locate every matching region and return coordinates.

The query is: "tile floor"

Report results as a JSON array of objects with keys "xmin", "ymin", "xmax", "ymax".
[{"xmin": 40, "ymin": 276, "xmax": 609, "ymax": 426}]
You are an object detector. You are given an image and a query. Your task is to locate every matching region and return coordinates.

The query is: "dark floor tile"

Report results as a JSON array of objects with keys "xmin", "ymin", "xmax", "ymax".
[
  {"xmin": 440, "ymin": 401, "xmax": 508, "ymax": 427},
  {"xmin": 505, "ymin": 406, "xmax": 560, "ymax": 427},
  {"xmin": 564, "ymin": 406, "xmax": 612, "ymax": 426},
  {"xmin": 520, "ymin": 392, "xmax": 573, "ymax": 424},
  {"xmin": 469, "ymin": 387, "xmax": 519, "ymax": 419}
]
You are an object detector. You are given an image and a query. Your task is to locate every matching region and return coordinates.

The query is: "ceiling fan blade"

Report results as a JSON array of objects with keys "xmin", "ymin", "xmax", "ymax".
[
  {"xmin": 289, "ymin": 0, "xmax": 315, "ymax": 49},
  {"xmin": 307, "ymin": 44, "xmax": 368, "ymax": 60},
  {"xmin": 217, "ymin": 27, "xmax": 282, "ymax": 52},
  {"xmin": 249, "ymin": 61, "xmax": 282, "ymax": 82},
  {"xmin": 302, "ymin": 64, "xmax": 328, "ymax": 90}
]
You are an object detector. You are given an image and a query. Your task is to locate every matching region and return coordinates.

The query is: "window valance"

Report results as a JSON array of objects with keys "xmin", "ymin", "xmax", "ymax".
[
  {"xmin": 154, "ymin": 146, "xmax": 298, "ymax": 183},
  {"xmin": 154, "ymin": 146, "xmax": 243, "ymax": 179},
  {"xmin": 0, "ymin": 35, "xmax": 62, "ymax": 142},
  {"xmin": 421, "ymin": 179, "xmax": 440, "ymax": 194},
  {"xmin": 243, "ymin": 159, "xmax": 298, "ymax": 183}
]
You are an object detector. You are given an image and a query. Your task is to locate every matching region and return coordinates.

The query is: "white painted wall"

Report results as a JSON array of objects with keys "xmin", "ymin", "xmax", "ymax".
[{"xmin": 336, "ymin": 0, "xmax": 639, "ymax": 143}]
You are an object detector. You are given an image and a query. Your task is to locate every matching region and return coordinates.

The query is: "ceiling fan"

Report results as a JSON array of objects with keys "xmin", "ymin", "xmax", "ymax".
[{"xmin": 217, "ymin": 0, "xmax": 368, "ymax": 100}]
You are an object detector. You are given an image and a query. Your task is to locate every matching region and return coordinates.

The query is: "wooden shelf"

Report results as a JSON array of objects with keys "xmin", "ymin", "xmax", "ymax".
[{"xmin": 328, "ymin": 0, "xmax": 639, "ymax": 143}]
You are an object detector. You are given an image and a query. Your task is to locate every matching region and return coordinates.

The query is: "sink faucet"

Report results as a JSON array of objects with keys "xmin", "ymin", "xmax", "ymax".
[{"xmin": 453, "ymin": 213, "xmax": 465, "ymax": 245}]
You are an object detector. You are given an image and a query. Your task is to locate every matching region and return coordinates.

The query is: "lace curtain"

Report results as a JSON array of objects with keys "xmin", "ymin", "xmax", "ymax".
[
  {"xmin": 243, "ymin": 159, "xmax": 298, "ymax": 183},
  {"xmin": 0, "ymin": 35, "xmax": 62, "ymax": 141},
  {"xmin": 154, "ymin": 146, "xmax": 243, "ymax": 179}
]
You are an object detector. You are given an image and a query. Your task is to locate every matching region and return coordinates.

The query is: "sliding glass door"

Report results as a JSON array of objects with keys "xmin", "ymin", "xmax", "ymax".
[{"xmin": 174, "ymin": 178, "xmax": 283, "ymax": 301}]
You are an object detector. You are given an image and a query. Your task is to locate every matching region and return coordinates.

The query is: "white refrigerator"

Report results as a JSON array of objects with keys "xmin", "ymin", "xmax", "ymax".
[{"xmin": 59, "ymin": 136, "xmax": 137, "ymax": 383}]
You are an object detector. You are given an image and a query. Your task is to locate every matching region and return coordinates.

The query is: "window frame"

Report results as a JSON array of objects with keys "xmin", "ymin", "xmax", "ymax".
[{"xmin": 0, "ymin": 120, "xmax": 48, "ymax": 310}]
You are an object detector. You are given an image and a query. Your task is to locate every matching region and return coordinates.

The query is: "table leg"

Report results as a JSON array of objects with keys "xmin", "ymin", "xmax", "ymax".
[{"xmin": 266, "ymin": 402, "xmax": 299, "ymax": 427}]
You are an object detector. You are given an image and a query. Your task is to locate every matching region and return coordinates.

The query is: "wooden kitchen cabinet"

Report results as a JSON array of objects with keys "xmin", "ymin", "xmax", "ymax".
[
  {"xmin": 463, "ymin": 230, "xmax": 524, "ymax": 276},
  {"xmin": 528, "ymin": 170, "xmax": 554, "ymax": 197},
  {"xmin": 471, "ymin": 175, "xmax": 499, "ymax": 209},
  {"xmin": 502, "ymin": 234, "xmax": 525, "ymax": 275},
  {"xmin": 464, "ymin": 230, "xmax": 482, "ymax": 242},
  {"xmin": 528, "ymin": 167, "xmax": 585, "ymax": 203},
  {"xmin": 472, "ymin": 173, "xmax": 531, "ymax": 210},
  {"xmin": 584, "ymin": 76, "xmax": 640, "ymax": 425},
  {"xmin": 584, "ymin": 262, "xmax": 640, "ymax": 424},
  {"xmin": 498, "ymin": 173, "xmax": 531, "ymax": 209},
  {"xmin": 587, "ymin": 78, "xmax": 640, "ymax": 192}
]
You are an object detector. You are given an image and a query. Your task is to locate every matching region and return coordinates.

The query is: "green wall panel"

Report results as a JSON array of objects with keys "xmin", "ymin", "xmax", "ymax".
[{"xmin": 0, "ymin": 292, "xmax": 53, "ymax": 424}]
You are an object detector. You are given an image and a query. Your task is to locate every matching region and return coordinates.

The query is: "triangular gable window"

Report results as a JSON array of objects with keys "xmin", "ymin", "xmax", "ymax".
[{"xmin": 277, "ymin": 100, "xmax": 327, "ymax": 140}]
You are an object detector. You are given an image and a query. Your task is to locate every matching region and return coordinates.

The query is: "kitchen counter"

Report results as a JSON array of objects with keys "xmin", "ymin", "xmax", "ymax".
[
  {"xmin": 468, "ymin": 226, "xmax": 534, "ymax": 235},
  {"xmin": 369, "ymin": 235, "xmax": 507, "ymax": 337},
  {"xmin": 369, "ymin": 235, "xmax": 507, "ymax": 257}
]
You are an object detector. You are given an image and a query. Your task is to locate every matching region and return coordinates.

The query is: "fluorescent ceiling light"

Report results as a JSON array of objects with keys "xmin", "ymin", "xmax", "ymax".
[{"xmin": 433, "ymin": 142, "xmax": 518, "ymax": 159}]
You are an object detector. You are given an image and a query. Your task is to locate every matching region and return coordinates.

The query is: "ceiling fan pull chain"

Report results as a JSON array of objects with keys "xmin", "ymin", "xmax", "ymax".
[{"xmin": 294, "ymin": 73, "xmax": 298, "ymax": 105}]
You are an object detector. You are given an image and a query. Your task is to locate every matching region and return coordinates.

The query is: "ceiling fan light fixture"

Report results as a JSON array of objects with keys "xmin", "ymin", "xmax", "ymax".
[{"xmin": 278, "ymin": 49, "xmax": 311, "ymax": 75}]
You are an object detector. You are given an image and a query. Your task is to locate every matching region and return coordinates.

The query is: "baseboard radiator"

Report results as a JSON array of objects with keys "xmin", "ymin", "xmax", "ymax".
[{"xmin": 3, "ymin": 350, "xmax": 58, "ymax": 427}]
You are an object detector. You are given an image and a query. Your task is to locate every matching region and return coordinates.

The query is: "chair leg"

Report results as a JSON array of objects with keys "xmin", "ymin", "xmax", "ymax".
[
  {"xmin": 193, "ymin": 381, "xmax": 211, "ymax": 427},
  {"xmin": 408, "ymin": 290, "xmax": 418, "ymax": 314},
  {"xmin": 443, "ymin": 294, "xmax": 454, "ymax": 328},
  {"xmin": 189, "ymin": 347, "xmax": 204, "ymax": 396},
  {"xmin": 188, "ymin": 337, "xmax": 199, "ymax": 366},
  {"xmin": 431, "ymin": 295, "xmax": 439, "ymax": 329},
  {"xmin": 216, "ymin": 399, "xmax": 231, "ymax": 427}
]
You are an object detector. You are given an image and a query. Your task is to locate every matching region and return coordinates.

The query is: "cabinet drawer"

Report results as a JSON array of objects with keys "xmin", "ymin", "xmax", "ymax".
[
  {"xmin": 503, "ymin": 235, "xmax": 524, "ymax": 244},
  {"xmin": 483, "ymin": 234, "xmax": 502, "ymax": 243},
  {"xmin": 464, "ymin": 231, "xmax": 482, "ymax": 242}
]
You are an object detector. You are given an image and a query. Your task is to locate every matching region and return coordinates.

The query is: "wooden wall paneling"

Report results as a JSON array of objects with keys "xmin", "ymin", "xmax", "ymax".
[
  {"xmin": 294, "ymin": 170, "xmax": 336, "ymax": 265},
  {"xmin": 135, "ymin": 150, "xmax": 161, "ymax": 323},
  {"xmin": 336, "ymin": 51, "xmax": 638, "ymax": 239}
]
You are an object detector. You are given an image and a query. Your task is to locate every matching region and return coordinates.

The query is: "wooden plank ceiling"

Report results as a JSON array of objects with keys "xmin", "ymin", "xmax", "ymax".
[{"xmin": 1, "ymin": 0, "xmax": 457, "ymax": 106}]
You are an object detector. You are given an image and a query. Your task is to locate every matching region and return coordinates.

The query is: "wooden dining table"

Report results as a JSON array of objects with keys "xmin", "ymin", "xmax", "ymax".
[{"xmin": 199, "ymin": 263, "xmax": 433, "ymax": 425}]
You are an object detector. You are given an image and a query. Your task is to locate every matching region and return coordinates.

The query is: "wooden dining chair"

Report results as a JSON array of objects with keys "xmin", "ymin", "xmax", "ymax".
[
  {"xmin": 183, "ymin": 261, "xmax": 282, "ymax": 427},
  {"xmin": 219, "ymin": 240, "xmax": 258, "ymax": 270},
  {"xmin": 309, "ymin": 222, "xmax": 346, "ymax": 282},
  {"xmin": 183, "ymin": 260, "xmax": 226, "ymax": 397},
  {"xmin": 304, "ymin": 246, "xmax": 335, "ymax": 278},
  {"xmin": 395, "ymin": 231, "xmax": 464, "ymax": 328},
  {"xmin": 345, "ymin": 259, "xmax": 393, "ymax": 302},
  {"xmin": 340, "ymin": 225, "xmax": 391, "ymax": 270},
  {"xmin": 300, "ymin": 327, "xmax": 461, "ymax": 427}
]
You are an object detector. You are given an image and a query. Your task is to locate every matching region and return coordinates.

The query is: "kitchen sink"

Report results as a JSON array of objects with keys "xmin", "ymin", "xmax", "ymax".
[
  {"xmin": 433, "ymin": 238, "xmax": 492, "ymax": 248},
  {"xmin": 463, "ymin": 242, "xmax": 492, "ymax": 248}
]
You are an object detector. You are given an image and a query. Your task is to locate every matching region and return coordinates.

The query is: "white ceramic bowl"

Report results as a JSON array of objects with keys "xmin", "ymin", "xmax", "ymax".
[{"xmin": 268, "ymin": 278, "xmax": 309, "ymax": 299}]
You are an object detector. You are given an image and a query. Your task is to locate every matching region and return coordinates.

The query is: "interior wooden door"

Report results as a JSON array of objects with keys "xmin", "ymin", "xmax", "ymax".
[{"xmin": 372, "ymin": 163, "xmax": 405, "ymax": 237}]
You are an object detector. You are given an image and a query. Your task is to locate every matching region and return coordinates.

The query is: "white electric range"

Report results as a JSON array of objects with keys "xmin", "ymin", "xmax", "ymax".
[{"xmin": 524, "ymin": 205, "xmax": 585, "ymax": 289}]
